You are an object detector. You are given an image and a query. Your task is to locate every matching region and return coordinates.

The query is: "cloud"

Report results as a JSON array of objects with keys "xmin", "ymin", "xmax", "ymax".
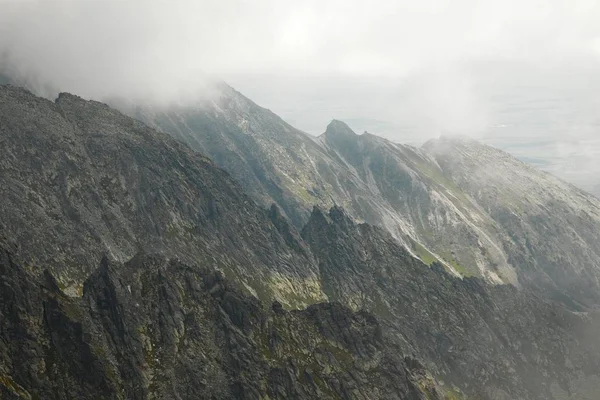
[{"xmin": 2, "ymin": 0, "xmax": 600, "ymax": 99}]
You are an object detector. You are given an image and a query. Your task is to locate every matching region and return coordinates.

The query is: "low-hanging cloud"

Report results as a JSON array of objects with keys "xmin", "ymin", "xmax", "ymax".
[{"xmin": 2, "ymin": 0, "xmax": 600, "ymax": 100}]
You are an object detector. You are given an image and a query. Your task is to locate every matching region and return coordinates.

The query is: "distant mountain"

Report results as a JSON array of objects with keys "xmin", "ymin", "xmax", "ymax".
[{"xmin": 118, "ymin": 85, "xmax": 600, "ymax": 308}]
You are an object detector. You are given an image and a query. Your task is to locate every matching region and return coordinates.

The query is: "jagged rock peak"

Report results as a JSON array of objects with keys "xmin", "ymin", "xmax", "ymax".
[
  {"xmin": 56, "ymin": 91, "xmax": 112, "ymax": 110},
  {"xmin": 321, "ymin": 120, "xmax": 364, "ymax": 163},
  {"xmin": 309, "ymin": 204, "xmax": 328, "ymax": 219},
  {"xmin": 268, "ymin": 203, "xmax": 311, "ymax": 257},
  {"xmin": 56, "ymin": 91, "xmax": 85, "ymax": 102},
  {"xmin": 323, "ymin": 119, "xmax": 357, "ymax": 137},
  {"xmin": 328, "ymin": 205, "xmax": 354, "ymax": 227},
  {"xmin": 303, "ymin": 205, "xmax": 355, "ymax": 233}
]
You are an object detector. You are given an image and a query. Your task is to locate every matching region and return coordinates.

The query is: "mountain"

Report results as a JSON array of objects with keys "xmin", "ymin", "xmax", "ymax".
[
  {"xmin": 118, "ymin": 85, "xmax": 600, "ymax": 308},
  {"xmin": 112, "ymin": 85, "xmax": 367, "ymax": 229},
  {"xmin": 4, "ymin": 84, "xmax": 600, "ymax": 398},
  {"xmin": 0, "ymin": 84, "xmax": 451, "ymax": 399},
  {"xmin": 0, "ymin": 85, "xmax": 324, "ymax": 308},
  {"xmin": 118, "ymin": 87, "xmax": 513, "ymax": 282}
]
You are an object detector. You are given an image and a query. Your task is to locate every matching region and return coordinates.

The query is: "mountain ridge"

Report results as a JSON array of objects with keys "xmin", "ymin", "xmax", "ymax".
[
  {"xmin": 8, "ymin": 77, "xmax": 600, "ymax": 308},
  {"xmin": 116, "ymin": 86, "xmax": 600, "ymax": 308}
]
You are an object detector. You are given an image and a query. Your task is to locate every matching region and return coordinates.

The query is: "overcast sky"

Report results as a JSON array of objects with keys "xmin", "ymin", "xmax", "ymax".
[
  {"xmin": 2, "ymin": 0, "xmax": 600, "ymax": 96},
  {"xmin": 2, "ymin": 0, "xmax": 600, "ymax": 193}
]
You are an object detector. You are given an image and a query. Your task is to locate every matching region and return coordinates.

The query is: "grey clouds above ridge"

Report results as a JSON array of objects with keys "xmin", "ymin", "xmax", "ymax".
[{"xmin": 2, "ymin": 0, "xmax": 600, "ymax": 100}]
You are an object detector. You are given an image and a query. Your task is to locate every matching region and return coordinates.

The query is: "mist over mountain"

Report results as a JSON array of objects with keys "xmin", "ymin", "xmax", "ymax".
[
  {"xmin": 3, "ymin": 51, "xmax": 600, "ymax": 400},
  {"xmin": 3, "ymin": 1, "xmax": 600, "ymax": 399},
  {"xmin": 228, "ymin": 65, "xmax": 600, "ymax": 197}
]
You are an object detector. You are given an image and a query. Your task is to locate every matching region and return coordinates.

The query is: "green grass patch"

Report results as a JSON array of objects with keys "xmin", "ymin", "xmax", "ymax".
[
  {"xmin": 411, "ymin": 240, "xmax": 438, "ymax": 266},
  {"xmin": 443, "ymin": 387, "xmax": 467, "ymax": 400},
  {"xmin": 441, "ymin": 254, "xmax": 475, "ymax": 278},
  {"xmin": 0, "ymin": 375, "xmax": 32, "ymax": 399}
]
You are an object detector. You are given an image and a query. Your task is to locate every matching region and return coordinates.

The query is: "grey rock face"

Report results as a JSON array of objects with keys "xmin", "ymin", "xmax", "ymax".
[
  {"xmin": 0, "ymin": 85, "xmax": 324, "ymax": 307},
  {"xmin": 425, "ymin": 137, "xmax": 600, "ymax": 308},
  {"xmin": 0, "ymin": 245, "xmax": 443, "ymax": 400},
  {"xmin": 302, "ymin": 206, "xmax": 600, "ymax": 400}
]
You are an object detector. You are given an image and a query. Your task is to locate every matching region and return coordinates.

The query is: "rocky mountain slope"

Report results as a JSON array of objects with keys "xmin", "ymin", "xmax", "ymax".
[
  {"xmin": 302, "ymin": 206, "xmax": 600, "ymax": 400},
  {"xmin": 425, "ymin": 137, "xmax": 600, "ymax": 308},
  {"xmin": 113, "ymin": 86, "xmax": 376, "ymax": 231},
  {"xmin": 118, "ymin": 85, "xmax": 600, "ymax": 309},
  {"xmin": 0, "ymin": 85, "xmax": 324, "ymax": 307},
  {"xmin": 119, "ymin": 88, "xmax": 513, "ymax": 283},
  {"xmin": 0, "ymin": 243, "xmax": 444, "ymax": 400}
]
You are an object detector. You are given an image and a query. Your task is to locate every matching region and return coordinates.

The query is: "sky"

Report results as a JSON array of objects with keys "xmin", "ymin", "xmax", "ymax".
[{"xmin": 1, "ymin": 0, "xmax": 600, "ymax": 194}]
